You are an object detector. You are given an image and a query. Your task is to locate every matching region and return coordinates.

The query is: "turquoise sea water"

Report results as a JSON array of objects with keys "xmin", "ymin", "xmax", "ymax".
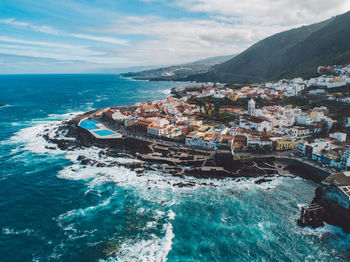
[{"xmin": 0, "ymin": 75, "xmax": 349, "ymax": 262}]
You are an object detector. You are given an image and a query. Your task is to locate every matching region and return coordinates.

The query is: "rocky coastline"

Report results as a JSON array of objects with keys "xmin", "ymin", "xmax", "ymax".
[
  {"xmin": 45, "ymin": 112, "xmax": 350, "ymax": 233},
  {"xmin": 42, "ymin": 111, "xmax": 330, "ymax": 183}
]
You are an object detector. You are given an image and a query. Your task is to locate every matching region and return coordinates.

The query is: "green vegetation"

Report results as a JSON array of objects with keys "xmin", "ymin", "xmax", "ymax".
[
  {"xmin": 202, "ymin": 113, "xmax": 237, "ymax": 124},
  {"xmin": 186, "ymin": 11, "xmax": 350, "ymax": 84},
  {"xmin": 187, "ymin": 96, "xmax": 238, "ymax": 106}
]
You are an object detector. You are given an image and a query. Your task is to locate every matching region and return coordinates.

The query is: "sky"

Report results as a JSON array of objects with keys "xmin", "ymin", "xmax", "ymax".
[{"xmin": 0, "ymin": 0, "xmax": 349, "ymax": 74}]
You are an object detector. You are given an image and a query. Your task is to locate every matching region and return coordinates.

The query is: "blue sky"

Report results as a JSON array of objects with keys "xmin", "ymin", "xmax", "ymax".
[{"xmin": 0, "ymin": 0, "xmax": 349, "ymax": 74}]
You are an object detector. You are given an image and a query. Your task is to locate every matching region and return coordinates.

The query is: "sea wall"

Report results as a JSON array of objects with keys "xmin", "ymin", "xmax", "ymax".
[{"xmin": 274, "ymin": 157, "xmax": 331, "ymax": 182}]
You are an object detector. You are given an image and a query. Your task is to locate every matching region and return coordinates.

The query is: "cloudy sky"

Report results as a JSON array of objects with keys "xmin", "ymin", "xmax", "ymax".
[{"xmin": 0, "ymin": 0, "xmax": 349, "ymax": 74}]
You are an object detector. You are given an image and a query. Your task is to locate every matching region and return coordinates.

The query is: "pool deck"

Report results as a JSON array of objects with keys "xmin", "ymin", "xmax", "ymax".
[{"xmin": 78, "ymin": 118, "xmax": 122, "ymax": 139}]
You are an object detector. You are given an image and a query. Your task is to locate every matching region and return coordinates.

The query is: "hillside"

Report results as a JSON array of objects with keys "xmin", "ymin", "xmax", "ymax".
[
  {"xmin": 184, "ymin": 11, "xmax": 350, "ymax": 84},
  {"xmin": 120, "ymin": 55, "xmax": 234, "ymax": 81}
]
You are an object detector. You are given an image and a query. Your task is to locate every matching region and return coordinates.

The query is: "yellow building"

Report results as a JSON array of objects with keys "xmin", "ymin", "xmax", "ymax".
[
  {"xmin": 274, "ymin": 140, "xmax": 295, "ymax": 151},
  {"xmin": 227, "ymin": 94, "xmax": 239, "ymax": 102},
  {"xmin": 203, "ymin": 104, "xmax": 215, "ymax": 115}
]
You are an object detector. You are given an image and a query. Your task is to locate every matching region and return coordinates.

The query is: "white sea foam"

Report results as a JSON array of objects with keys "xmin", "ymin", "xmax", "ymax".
[
  {"xmin": 168, "ymin": 210, "xmax": 176, "ymax": 220},
  {"xmin": 257, "ymin": 221, "xmax": 274, "ymax": 241},
  {"xmin": 5, "ymin": 111, "xmax": 305, "ymax": 262},
  {"xmin": 296, "ymin": 222, "xmax": 350, "ymax": 239},
  {"xmin": 297, "ymin": 203, "xmax": 308, "ymax": 210},
  {"xmin": 109, "ymin": 222, "xmax": 174, "ymax": 262},
  {"xmin": 5, "ymin": 123, "xmax": 59, "ymax": 154},
  {"xmin": 162, "ymin": 89, "xmax": 171, "ymax": 95},
  {"xmin": 5, "ymin": 110, "xmax": 288, "ymax": 197},
  {"xmin": 4, "ymin": 111, "xmax": 83, "ymax": 155},
  {"xmin": 58, "ymin": 195, "xmax": 114, "ymax": 224},
  {"xmin": 2, "ymin": 227, "xmax": 35, "ymax": 236}
]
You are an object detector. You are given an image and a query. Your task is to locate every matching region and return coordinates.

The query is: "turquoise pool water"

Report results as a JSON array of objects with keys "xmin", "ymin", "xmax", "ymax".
[
  {"xmin": 79, "ymin": 120, "xmax": 99, "ymax": 130},
  {"xmin": 93, "ymin": 129, "xmax": 117, "ymax": 136}
]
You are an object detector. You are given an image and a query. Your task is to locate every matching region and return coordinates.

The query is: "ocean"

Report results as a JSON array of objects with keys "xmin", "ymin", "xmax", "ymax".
[{"xmin": 0, "ymin": 74, "xmax": 349, "ymax": 262}]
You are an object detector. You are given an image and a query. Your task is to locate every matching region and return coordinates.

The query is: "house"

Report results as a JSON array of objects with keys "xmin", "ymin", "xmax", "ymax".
[
  {"xmin": 231, "ymin": 135, "xmax": 248, "ymax": 149},
  {"xmin": 321, "ymin": 172, "xmax": 350, "ymax": 210},
  {"xmin": 239, "ymin": 115, "xmax": 272, "ymax": 132},
  {"xmin": 330, "ymin": 132, "xmax": 347, "ymax": 142},
  {"xmin": 134, "ymin": 119, "xmax": 154, "ymax": 133},
  {"xmin": 247, "ymin": 136, "xmax": 272, "ymax": 149},
  {"xmin": 298, "ymin": 139, "xmax": 331, "ymax": 159},
  {"xmin": 147, "ymin": 123, "xmax": 167, "ymax": 137},
  {"xmin": 201, "ymin": 104, "xmax": 215, "ymax": 115},
  {"xmin": 273, "ymin": 139, "xmax": 295, "ymax": 151},
  {"xmin": 185, "ymin": 132, "xmax": 216, "ymax": 150},
  {"xmin": 296, "ymin": 115, "xmax": 313, "ymax": 126},
  {"xmin": 219, "ymin": 135, "xmax": 234, "ymax": 147}
]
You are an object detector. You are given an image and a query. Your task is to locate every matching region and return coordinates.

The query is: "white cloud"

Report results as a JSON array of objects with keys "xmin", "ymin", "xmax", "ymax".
[
  {"xmin": 175, "ymin": 0, "xmax": 350, "ymax": 26},
  {"xmin": 0, "ymin": 36, "xmax": 80, "ymax": 49},
  {"xmin": 91, "ymin": 16, "xmax": 289, "ymax": 66},
  {"xmin": 0, "ymin": 18, "xmax": 128, "ymax": 45},
  {"xmin": 0, "ymin": 36, "xmax": 107, "ymax": 63},
  {"xmin": 0, "ymin": 18, "xmax": 60, "ymax": 35},
  {"xmin": 71, "ymin": 33, "xmax": 129, "ymax": 45},
  {"xmin": 93, "ymin": 1, "xmax": 350, "ymax": 66},
  {"xmin": 1, "ymin": 1, "xmax": 349, "ymax": 71}
]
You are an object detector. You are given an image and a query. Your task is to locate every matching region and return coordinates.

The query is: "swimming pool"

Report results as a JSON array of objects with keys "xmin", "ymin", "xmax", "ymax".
[
  {"xmin": 79, "ymin": 120, "xmax": 99, "ymax": 130},
  {"xmin": 93, "ymin": 129, "xmax": 117, "ymax": 136}
]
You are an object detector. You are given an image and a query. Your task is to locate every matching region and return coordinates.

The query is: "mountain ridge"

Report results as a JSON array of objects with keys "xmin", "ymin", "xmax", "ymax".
[
  {"xmin": 182, "ymin": 11, "xmax": 350, "ymax": 83},
  {"xmin": 120, "ymin": 55, "xmax": 235, "ymax": 81}
]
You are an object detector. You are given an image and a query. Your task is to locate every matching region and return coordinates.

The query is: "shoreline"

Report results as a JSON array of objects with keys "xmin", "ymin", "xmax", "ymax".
[{"xmin": 44, "ymin": 110, "xmax": 331, "ymax": 182}]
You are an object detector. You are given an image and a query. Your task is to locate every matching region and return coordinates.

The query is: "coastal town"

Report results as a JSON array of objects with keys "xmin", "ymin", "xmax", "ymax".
[
  {"xmin": 70, "ymin": 64, "xmax": 350, "ymax": 232},
  {"xmin": 79, "ymin": 64, "xmax": 350, "ymax": 172}
]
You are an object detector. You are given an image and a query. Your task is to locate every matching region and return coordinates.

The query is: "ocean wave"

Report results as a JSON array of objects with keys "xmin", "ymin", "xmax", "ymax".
[
  {"xmin": 3, "ymin": 111, "xmax": 83, "ymax": 155},
  {"xmin": 58, "ymin": 195, "xmax": 114, "ymax": 224},
  {"xmin": 162, "ymin": 89, "xmax": 171, "ymax": 95},
  {"xmin": 296, "ymin": 222, "xmax": 350, "ymax": 238},
  {"xmin": 105, "ymin": 222, "xmax": 174, "ymax": 262},
  {"xmin": 2, "ymin": 227, "xmax": 36, "ymax": 236},
  {"xmin": 4, "ymin": 110, "xmax": 289, "ymax": 195},
  {"xmin": 4, "ymin": 123, "xmax": 61, "ymax": 154}
]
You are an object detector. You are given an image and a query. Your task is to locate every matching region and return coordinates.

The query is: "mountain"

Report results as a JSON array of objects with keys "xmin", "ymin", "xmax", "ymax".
[
  {"xmin": 84, "ymin": 65, "xmax": 160, "ymax": 74},
  {"xmin": 184, "ymin": 11, "xmax": 350, "ymax": 84},
  {"xmin": 120, "ymin": 55, "xmax": 235, "ymax": 81}
]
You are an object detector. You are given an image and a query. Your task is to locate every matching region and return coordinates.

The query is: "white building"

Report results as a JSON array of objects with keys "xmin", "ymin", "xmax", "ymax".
[
  {"xmin": 248, "ymin": 99, "xmax": 255, "ymax": 116},
  {"xmin": 322, "ymin": 172, "xmax": 350, "ymax": 210},
  {"xmin": 147, "ymin": 117, "xmax": 169, "ymax": 127},
  {"xmin": 185, "ymin": 134, "xmax": 216, "ymax": 150},
  {"xmin": 147, "ymin": 123, "xmax": 167, "ymax": 136},
  {"xmin": 247, "ymin": 136, "xmax": 272, "ymax": 148},
  {"xmin": 298, "ymin": 139, "xmax": 331, "ymax": 159},
  {"xmin": 239, "ymin": 115, "xmax": 272, "ymax": 132},
  {"xmin": 296, "ymin": 115, "xmax": 313, "ymax": 126},
  {"xmin": 330, "ymin": 132, "xmax": 347, "ymax": 142}
]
